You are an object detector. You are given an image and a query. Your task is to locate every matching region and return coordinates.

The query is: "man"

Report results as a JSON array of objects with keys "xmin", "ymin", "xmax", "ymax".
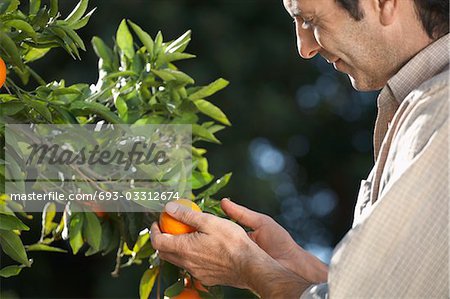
[{"xmin": 151, "ymin": 0, "xmax": 449, "ymax": 297}]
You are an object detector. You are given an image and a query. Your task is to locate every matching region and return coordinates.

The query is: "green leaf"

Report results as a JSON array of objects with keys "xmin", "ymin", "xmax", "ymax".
[
  {"xmin": 197, "ymin": 157, "xmax": 208, "ymax": 173},
  {"xmin": 116, "ymin": 19, "xmax": 135, "ymax": 59},
  {"xmin": 193, "ymin": 124, "xmax": 221, "ymax": 144},
  {"xmin": 48, "ymin": 26, "xmax": 81, "ymax": 59},
  {"xmin": 70, "ymin": 101, "xmax": 122, "ymax": 123},
  {"xmin": 29, "ymin": 0, "xmax": 41, "ymax": 15},
  {"xmin": 0, "ymin": 230, "xmax": 30, "ymax": 266},
  {"xmin": 4, "ymin": 20, "xmax": 37, "ymax": 39},
  {"xmin": 0, "ymin": 265, "xmax": 25, "ymax": 278},
  {"xmin": 139, "ymin": 267, "xmax": 158, "ymax": 299},
  {"xmin": 194, "ymin": 99, "xmax": 231, "ymax": 126},
  {"xmin": 0, "ymin": 101, "xmax": 25, "ymax": 116},
  {"xmin": 132, "ymin": 228, "xmax": 149, "ymax": 253},
  {"xmin": 202, "ymin": 121, "xmax": 225, "ymax": 133},
  {"xmin": 192, "ymin": 147, "xmax": 207, "ymax": 157},
  {"xmin": 52, "ymin": 87, "xmax": 82, "ymax": 96},
  {"xmin": 164, "ymin": 280, "xmax": 184, "ymax": 297},
  {"xmin": 152, "ymin": 69, "xmax": 194, "ymax": 85},
  {"xmin": 53, "ymin": 106, "xmax": 79, "ymax": 123},
  {"xmin": 41, "ymin": 202, "xmax": 56, "ymax": 236},
  {"xmin": 161, "ymin": 52, "xmax": 195, "ymax": 64},
  {"xmin": 0, "ymin": 95, "xmax": 18, "ymax": 101},
  {"xmin": 97, "ymin": 220, "xmax": 111, "ymax": 253},
  {"xmin": 191, "ymin": 171, "xmax": 214, "ymax": 189},
  {"xmin": 0, "ymin": 31, "xmax": 25, "ymax": 70},
  {"xmin": 92, "ymin": 36, "xmax": 113, "ymax": 66},
  {"xmin": 189, "ymin": 78, "xmax": 229, "ymax": 100},
  {"xmin": 171, "ymin": 112, "xmax": 198, "ymax": 124},
  {"xmin": 0, "ymin": 214, "xmax": 29, "ymax": 231},
  {"xmin": 135, "ymin": 241, "xmax": 155, "ymax": 259},
  {"xmin": 154, "ymin": 31, "xmax": 163, "ymax": 54},
  {"xmin": 128, "ymin": 21, "xmax": 154, "ymax": 57},
  {"xmin": 64, "ymin": 0, "xmax": 89, "ymax": 24},
  {"xmin": 4, "ymin": 153, "xmax": 25, "ymax": 193},
  {"xmin": 0, "ymin": 0, "xmax": 19, "ymax": 14},
  {"xmin": 26, "ymin": 100, "xmax": 52, "ymax": 122},
  {"xmin": 114, "ymin": 95, "xmax": 128, "ymax": 119},
  {"xmin": 103, "ymin": 224, "xmax": 120, "ymax": 255},
  {"xmin": 105, "ymin": 71, "xmax": 137, "ymax": 80},
  {"xmin": 49, "ymin": 0, "xmax": 58, "ymax": 18},
  {"xmin": 83, "ymin": 212, "xmax": 102, "ymax": 251},
  {"xmin": 197, "ymin": 172, "xmax": 232, "ymax": 199},
  {"xmin": 62, "ymin": 26, "xmax": 86, "ymax": 51},
  {"xmin": 151, "ymin": 69, "xmax": 175, "ymax": 81},
  {"xmin": 69, "ymin": 213, "xmax": 84, "ymax": 254},
  {"xmin": 31, "ymin": 6, "xmax": 50, "ymax": 30},
  {"xmin": 165, "ymin": 30, "xmax": 191, "ymax": 53},
  {"xmin": 201, "ymin": 198, "xmax": 227, "ymax": 218},
  {"xmin": 26, "ymin": 244, "xmax": 67, "ymax": 253},
  {"xmin": 24, "ymin": 47, "xmax": 51, "ymax": 63},
  {"xmin": 70, "ymin": 7, "xmax": 96, "ymax": 30},
  {"xmin": 134, "ymin": 115, "xmax": 166, "ymax": 125}
]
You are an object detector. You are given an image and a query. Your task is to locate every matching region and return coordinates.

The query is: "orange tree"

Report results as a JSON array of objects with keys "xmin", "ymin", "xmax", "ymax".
[{"xmin": 0, "ymin": 0, "xmax": 234, "ymax": 298}]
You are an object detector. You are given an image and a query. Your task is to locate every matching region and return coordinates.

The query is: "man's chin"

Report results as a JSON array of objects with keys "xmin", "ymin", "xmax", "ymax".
[{"xmin": 348, "ymin": 75, "xmax": 384, "ymax": 92}]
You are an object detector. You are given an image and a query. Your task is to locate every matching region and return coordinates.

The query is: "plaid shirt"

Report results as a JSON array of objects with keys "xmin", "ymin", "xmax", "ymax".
[{"xmin": 301, "ymin": 34, "xmax": 449, "ymax": 298}]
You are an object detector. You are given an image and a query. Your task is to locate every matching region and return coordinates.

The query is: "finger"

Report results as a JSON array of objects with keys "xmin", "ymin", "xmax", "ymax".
[
  {"xmin": 164, "ymin": 201, "xmax": 212, "ymax": 232},
  {"xmin": 247, "ymin": 231, "xmax": 256, "ymax": 243},
  {"xmin": 150, "ymin": 221, "xmax": 163, "ymax": 249},
  {"xmin": 158, "ymin": 251, "xmax": 187, "ymax": 269},
  {"xmin": 150, "ymin": 221, "xmax": 162, "ymax": 245},
  {"xmin": 150, "ymin": 221, "xmax": 179, "ymax": 252},
  {"xmin": 221, "ymin": 198, "xmax": 264, "ymax": 229}
]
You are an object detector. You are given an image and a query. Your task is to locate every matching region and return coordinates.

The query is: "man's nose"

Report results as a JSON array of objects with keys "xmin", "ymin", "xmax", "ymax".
[{"xmin": 296, "ymin": 26, "xmax": 321, "ymax": 59}]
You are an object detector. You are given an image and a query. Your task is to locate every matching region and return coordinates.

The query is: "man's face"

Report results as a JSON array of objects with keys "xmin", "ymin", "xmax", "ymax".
[{"xmin": 283, "ymin": 0, "xmax": 395, "ymax": 91}]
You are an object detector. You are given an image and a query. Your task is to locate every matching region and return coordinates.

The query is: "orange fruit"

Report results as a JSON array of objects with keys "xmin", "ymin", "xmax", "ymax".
[
  {"xmin": 159, "ymin": 199, "xmax": 201, "ymax": 235},
  {"xmin": 172, "ymin": 288, "xmax": 201, "ymax": 299},
  {"xmin": 77, "ymin": 200, "xmax": 108, "ymax": 218},
  {"xmin": 94, "ymin": 210, "xmax": 107, "ymax": 218},
  {"xmin": 0, "ymin": 57, "xmax": 6, "ymax": 88}
]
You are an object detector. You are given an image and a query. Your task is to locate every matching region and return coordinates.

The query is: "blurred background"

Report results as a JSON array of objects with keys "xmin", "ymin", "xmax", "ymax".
[{"xmin": 1, "ymin": 0, "xmax": 378, "ymax": 298}]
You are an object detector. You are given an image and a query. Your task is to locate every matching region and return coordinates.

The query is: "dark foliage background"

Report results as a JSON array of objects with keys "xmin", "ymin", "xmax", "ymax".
[{"xmin": 1, "ymin": 0, "xmax": 377, "ymax": 298}]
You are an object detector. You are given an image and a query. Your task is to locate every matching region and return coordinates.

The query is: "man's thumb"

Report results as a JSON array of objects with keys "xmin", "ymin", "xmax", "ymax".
[{"xmin": 164, "ymin": 201, "xmax": 204, "ymax": 230}]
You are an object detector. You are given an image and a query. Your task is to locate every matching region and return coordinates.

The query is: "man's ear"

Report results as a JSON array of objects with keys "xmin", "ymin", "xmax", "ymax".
[{"xmin": 378, "ymin": 0, "xmax": 398, "ymax": 26}]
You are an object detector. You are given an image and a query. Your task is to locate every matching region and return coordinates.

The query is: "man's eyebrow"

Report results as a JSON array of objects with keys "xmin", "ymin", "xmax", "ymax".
[{"xmin": 289, "ymin": 7, "xmax": 308, "ymax": 18}]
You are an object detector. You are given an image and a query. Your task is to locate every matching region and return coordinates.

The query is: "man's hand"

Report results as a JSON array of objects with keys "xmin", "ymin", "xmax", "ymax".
[
  {"xmin": 151, "ymin": 200, "xmax": 255, "ymax": 288},
  {"xmin": 150, "ymin": 200, "xmax": 312, "ymax": 298},
  {"xmin": 221, "ymin": 199, "xmax": 328, "ymax": 283}
]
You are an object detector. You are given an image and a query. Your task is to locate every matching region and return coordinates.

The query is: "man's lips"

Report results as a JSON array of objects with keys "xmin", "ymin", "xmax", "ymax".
[
  {"xmin": 321, "ymin": 55, "xmax": 344, "ymax": 72},
  {"xmin": 332, "ymin": 59, "xmax": 342, "ymax": 71}
]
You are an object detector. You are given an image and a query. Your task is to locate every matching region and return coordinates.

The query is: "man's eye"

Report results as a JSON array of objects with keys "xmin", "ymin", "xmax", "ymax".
[{"xmin": 301, "ymin": 18, "xmax": 314, "ymax": 29}]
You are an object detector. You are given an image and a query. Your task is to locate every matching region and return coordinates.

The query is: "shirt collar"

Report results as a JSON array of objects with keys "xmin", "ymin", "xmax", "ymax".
[
  {"xmin": 373, "ymin": 33, "xmax": 449, "ymax": 160},
  {"xmin": 386, "ymin": 34, "xmax": 449, "ymax": 104}
]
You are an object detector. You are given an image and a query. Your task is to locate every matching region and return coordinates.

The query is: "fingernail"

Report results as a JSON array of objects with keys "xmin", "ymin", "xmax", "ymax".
[
  {"xmin": 222, "ymin": 198, "xmax": 231, "ymax": 202},
  {"xmin": 165, "ymin": 202, "xmax": 178, "ymax": 214}
]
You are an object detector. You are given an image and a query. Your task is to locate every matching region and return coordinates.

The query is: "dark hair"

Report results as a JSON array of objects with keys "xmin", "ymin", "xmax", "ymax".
[{"xmin": 336, "ymin": 0, "xmax": 449, "ymax": 39}]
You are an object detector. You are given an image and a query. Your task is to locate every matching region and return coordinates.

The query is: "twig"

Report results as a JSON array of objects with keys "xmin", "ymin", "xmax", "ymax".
[
  {"xmin": 3, "ymin": 83, "xmax": 12, "ymax": 95},
  {"xmin": 111, "ymin": 238, "xmax": 124, "ymax": 278},
  {"xmin": 157, "ymin": 269, "xmax": 161, "ymax": 299}
]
